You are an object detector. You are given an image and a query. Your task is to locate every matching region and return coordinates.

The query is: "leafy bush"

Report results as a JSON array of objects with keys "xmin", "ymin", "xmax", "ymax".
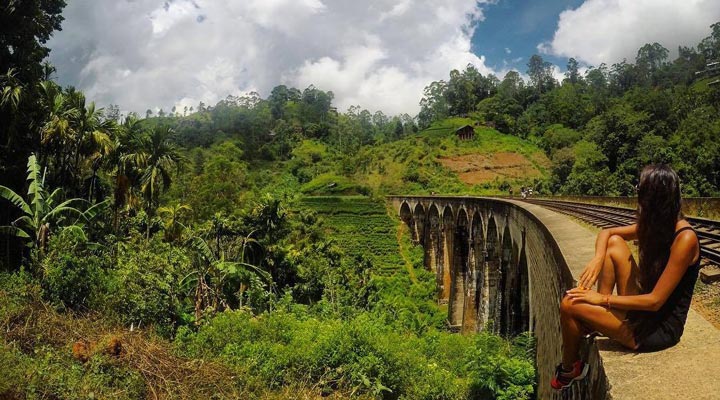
[
  {"xmin": 105, "ymin": 236, "xmax": 191, "ymax": 331},
  {"xmin": 175, "ymin": 309, "xmax": 535, "ymax": 399},
  {"xmin": 41, "ymin": 231, "xmax": 108, "ymax": 310},
  {"xmin": 301, "ymin": 173, "xmax": 369, "ymax": 195}
]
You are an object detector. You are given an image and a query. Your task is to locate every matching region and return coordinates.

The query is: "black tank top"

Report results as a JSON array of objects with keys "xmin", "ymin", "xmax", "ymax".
[{"xmin": 631, "ymin": 226, "xmax": 701, "ymax": 350}]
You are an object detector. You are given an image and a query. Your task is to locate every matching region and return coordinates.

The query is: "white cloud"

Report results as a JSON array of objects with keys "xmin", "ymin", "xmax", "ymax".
[
  {"xmin": 541, "ymin": 0, "xmax": 720, "ymax": 66},
  {"xmin": 379, "ymin": 0, "xmax": 413, "ymax": 22},
  {"xmin": 48, "ymin": 0, "xmax": 495, "ymax": 116},
  {"xmin": 550, "ymin": 65, "xmax": 565, "ymax": 83}
]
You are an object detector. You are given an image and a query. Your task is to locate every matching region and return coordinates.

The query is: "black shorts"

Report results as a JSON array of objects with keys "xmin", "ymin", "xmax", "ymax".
[{"xmin": 634, "ymin": 322, "xmax": 680, "ymax": 352}]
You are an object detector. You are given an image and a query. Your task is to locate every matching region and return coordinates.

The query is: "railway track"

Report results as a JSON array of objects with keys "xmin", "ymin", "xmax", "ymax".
[{"xmin": 523, "ymin": 198, "xmax": 720, "ymax": 269}]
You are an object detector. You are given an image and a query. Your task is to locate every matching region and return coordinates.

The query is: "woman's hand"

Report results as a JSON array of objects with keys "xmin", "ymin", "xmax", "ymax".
[
  {"xmin": 566, "ymin": 287, "xmax": 605, "ymax": 306},
  {"xmin": 577, "ymin": 257, "xmax": 603, "ymax": 290}
]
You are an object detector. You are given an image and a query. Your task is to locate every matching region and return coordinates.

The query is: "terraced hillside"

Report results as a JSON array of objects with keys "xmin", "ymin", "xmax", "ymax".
[{"xmin": 298, "ymin": 196, "xmax": 406, "ymax": 275}]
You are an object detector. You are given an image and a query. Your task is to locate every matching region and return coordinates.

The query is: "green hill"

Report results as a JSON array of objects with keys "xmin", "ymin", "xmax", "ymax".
[{"xmin": 295, "ymin": 117, "xmax": 550, "ymax": 197}]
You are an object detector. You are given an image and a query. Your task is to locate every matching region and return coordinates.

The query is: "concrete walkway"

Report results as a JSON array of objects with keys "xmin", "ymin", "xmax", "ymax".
[{"xmin": 509, "ymin": 200, "xmax": 720, "ymax": 400}]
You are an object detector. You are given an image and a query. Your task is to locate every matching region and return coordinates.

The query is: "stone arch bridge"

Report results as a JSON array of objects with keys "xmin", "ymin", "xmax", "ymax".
[
  {"xmin": 389, "ymin": 196, "xmax": 598, "ymax": 399},
  {"xmin": 397, "ymin": 196, "xmax": 530, "ymax": 335},
  {"xmin": 391, "ymin": 196, "xmax": 574, "ymax": 335}
]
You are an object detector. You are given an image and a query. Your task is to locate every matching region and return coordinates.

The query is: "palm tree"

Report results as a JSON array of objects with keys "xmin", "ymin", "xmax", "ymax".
[
  {"xmin": 122, "ymin": 127, "xmax": 184, "ymax": 238},
  {"xmin": 105, "ymin": 116, "xmax": 144, "ymax": 231},
  {"xmin": 0, "ymin": 154, "xmax": 86, "ymax": 255},
  {"xmin": 67, "ymin": 92, "xmax": 116, "ymax": 200},
  {"xmin": 252, "ymin": 196, "xmax": 287, "ymax": 236},
  {"xmin": 0, "ymin": 68, "xmax": 23, "ymax": 112},
  {"xmin": 38, "ymin": 81, "xmax": 79, "ymax": 186}
]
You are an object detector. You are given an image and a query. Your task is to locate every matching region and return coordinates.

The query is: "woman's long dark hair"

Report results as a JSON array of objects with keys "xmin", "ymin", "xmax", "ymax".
[{"xmin": 636, "ymin": 164, "xmax": 683, "ymax": 293}]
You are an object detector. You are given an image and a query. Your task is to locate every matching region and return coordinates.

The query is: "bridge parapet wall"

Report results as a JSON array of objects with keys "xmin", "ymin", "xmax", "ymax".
[{"xmin": 389, "ymin": 196, "xmax": 607, "ymax": 400}]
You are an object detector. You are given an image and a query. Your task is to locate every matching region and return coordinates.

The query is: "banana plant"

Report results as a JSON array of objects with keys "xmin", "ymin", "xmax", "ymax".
[
  {"xmin": 158, "ymin": 203, "xmax": 192, "ymax": 242},
  {"xmin": 184, "ymin": 233, "xmax": 271, "ymax": 323},
  {"xmin": 0, "ymin": 154, "xmax": 90, "ymax": 254}
]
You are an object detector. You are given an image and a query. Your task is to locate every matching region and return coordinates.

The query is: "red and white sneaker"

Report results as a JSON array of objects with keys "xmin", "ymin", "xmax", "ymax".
[{"xmin": 550, "ymin": 360, "xmax": 589, "ymax": 390}]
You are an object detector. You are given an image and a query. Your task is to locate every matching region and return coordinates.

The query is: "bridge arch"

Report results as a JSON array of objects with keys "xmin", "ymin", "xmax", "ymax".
[
  {"xmin": 400, "ymin": 202, "xmax": 414, "ymax": 236},
  {"xmin": 516, "ymin": 239, "xmax": 530, "ymax": 334}
]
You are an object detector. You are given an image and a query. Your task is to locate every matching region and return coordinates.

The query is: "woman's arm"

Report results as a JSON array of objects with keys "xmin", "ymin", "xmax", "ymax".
[
  {"xmin": 568, "ymin": 230, "xmax": 698, "ymax": 311},
  {"xmin": 578, "ymin": 224, "xmax": 638, "ymax": 289}
]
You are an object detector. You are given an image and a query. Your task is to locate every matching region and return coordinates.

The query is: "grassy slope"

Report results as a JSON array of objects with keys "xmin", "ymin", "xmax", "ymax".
[{"xmin": 298, "ymin": 196, "xmax": 407, "ymax": 275}]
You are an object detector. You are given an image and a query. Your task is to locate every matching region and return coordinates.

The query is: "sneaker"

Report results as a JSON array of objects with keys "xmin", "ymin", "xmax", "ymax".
[
  {"xmin": 550, "ymin": 360, "xmax": 589, "ymax": 390},
  {"xmin": 584, "ymin": 331, "xmax": 605, "ymax": 340}
]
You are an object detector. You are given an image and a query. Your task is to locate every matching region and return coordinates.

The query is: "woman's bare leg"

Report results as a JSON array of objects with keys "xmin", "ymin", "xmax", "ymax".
[
  {"xmin": 597, "ymin": 235, "xmax": 641, "ymax": 296},
  {"xmin": 560, "ymin": 298, "xmax": 637, "ymax": 366},
  {"xmin": 560, "ymin": 235, "xmax": 641, "ymax": 368}
]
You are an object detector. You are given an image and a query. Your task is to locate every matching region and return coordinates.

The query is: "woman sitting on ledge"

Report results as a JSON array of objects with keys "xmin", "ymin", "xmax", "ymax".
[{"xmin": 551, "ymin": 164, "xmax": 701, "ymax": 390}]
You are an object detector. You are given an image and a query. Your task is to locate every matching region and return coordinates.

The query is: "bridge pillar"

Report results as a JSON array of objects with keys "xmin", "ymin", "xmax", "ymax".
[
  {"xmin": 439, "ymin": 207, "xmax": 454, "ymax": 303},
  {"xmin": 485, "ymin": 216, "xmax": 501, "ymax": 333},
  {"xmin": 462, "ymin": 211, "xmax": 484, "ymax": 333},
  {"xmin": 449, "ymin": 209, "xmax": 469, "ymax": 327},
  {"xmin": 424, "ymin": 205, "xmax": 441, "ymax": 274},
  {"xmin": 500, "ymin": 227, "xmax": 512, "ymax": 336},
  {"xmin": 413, "ymin": 204, "xmax": 425, "ymax": 246}
]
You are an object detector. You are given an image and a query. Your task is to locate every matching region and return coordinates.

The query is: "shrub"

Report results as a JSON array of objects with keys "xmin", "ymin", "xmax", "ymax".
[
  {"xmin": 105, "ymin": 236, "xmax": 191, "ymax": 331},
  {"xmin": 174, "ymin": 309, "xmax": 535, "ymax": 399},
  {"xmin": 300, "ymin": 173, "xmax": 368, "ymax": 195},
  {"xmin": 41, "ymin": 232, "xmax": 108, "ymax": 310}
]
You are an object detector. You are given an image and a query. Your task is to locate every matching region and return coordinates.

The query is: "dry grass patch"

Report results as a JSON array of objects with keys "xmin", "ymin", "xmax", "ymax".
[{"xmin": 438, "ymin": 152, "xmax": 545, "ymax": 185}]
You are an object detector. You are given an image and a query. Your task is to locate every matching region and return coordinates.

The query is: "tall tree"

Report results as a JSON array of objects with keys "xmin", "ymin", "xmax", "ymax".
[
  {"xmin": 0, "ymin": 0, "xmax": 65, "ymax": 170},
  {"xmin": 418, "ymin": 80, "xmax": 449, "ymax": 129},
  {"xmin": 446, "ymin": 68, "xmax": 475, "ymax": 116},
  {"xmin": 527, "ymin": 54, "xmax": 556, "ymax": 95},
  {"xmin": 698, "ymin": 22, "xmax": 720, "ymax": 60},
  {"xmin": 565, "ymin": 58, "xmax": 582, "ymax": 85},
  {"xmin": 609, "ymin": 60, "xmax": 638, "ymax": 95},
  {"xmin": 635, "ymin": 42, "xmax": 669, "ymax": 86},
  {"xmin": 0, "ymin": 0, "xmax": 67, "ymax": 209}
]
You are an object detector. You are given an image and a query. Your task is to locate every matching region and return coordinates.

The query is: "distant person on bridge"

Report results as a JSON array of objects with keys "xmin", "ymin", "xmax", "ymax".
[{"xmin": 551, "ymin": 164, "xmax": 701, "ymax": 390}]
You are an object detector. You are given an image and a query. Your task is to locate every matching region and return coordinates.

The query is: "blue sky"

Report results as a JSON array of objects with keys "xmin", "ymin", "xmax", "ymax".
[{"xmin": 472, "ymin": 0, "xmax": 584, "ymax": 73}]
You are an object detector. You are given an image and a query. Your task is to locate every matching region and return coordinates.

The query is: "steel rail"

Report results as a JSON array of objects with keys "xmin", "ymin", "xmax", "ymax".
[{"xmin": 523, "ymin": 198, "xmax": 720, "ymax": 266}]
